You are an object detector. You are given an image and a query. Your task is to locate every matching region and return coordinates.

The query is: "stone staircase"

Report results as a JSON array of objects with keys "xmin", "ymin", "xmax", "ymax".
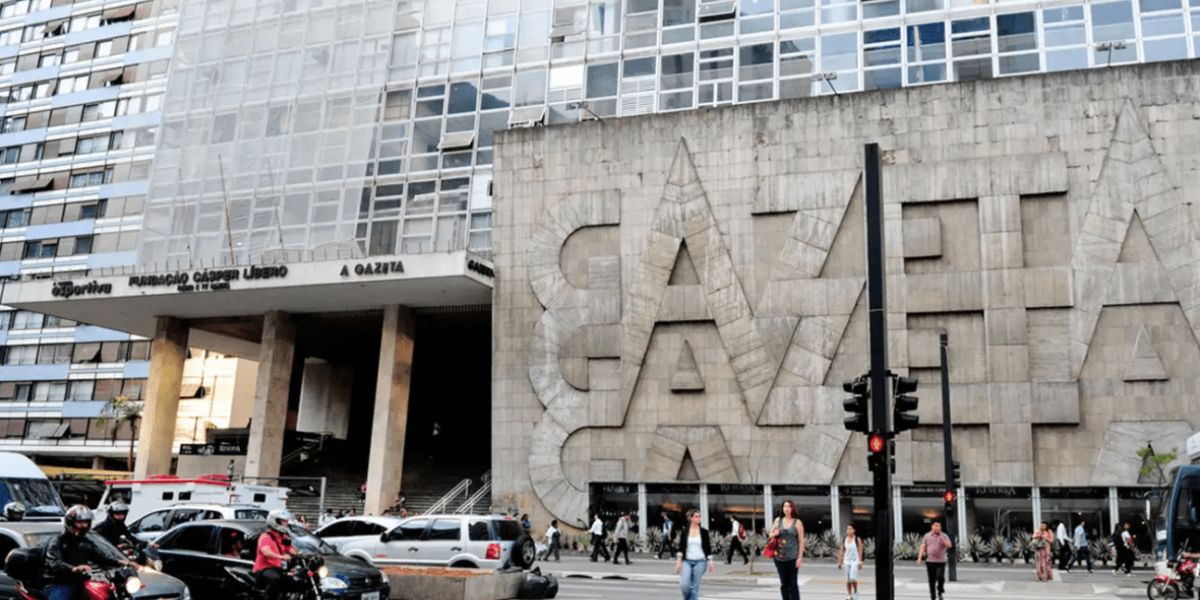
[{"xmin": 284, "ymin": 463, "xmax": 489, "ymax": 522}]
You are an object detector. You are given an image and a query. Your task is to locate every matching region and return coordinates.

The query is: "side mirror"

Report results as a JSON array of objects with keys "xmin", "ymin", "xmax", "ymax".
[{"xmin": 380, "ymin": 532, "xmax": 389, "ymax": 542}]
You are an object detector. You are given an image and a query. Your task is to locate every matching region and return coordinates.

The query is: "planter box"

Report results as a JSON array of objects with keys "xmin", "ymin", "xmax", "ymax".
[{"xmin": 383, "ymin": 567, "xmax": 524, "ymax": 600}]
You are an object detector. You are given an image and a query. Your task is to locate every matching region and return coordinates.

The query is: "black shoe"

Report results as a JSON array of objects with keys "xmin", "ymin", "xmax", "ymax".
[{"xmin": 626, "ymin": 561, "xmax": 632, "ymax": 565}]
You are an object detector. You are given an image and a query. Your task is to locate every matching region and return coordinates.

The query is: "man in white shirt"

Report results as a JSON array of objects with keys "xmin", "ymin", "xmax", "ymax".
[
  {"xmin": 589, "ymin": 515, "xmax": 610, "ymax": 562},
  {"xmin": 540, "ymin": 519, "xmax": 561, "ymax": 562},
  {"xmin": 725, "ymin": 515, "xmax": 749, "ymax": 565}
]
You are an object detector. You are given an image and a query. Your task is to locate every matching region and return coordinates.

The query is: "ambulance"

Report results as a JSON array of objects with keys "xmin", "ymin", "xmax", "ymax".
[{"xmin": 96, "ymin": 473, "xmax": 288, "ymax": 521}]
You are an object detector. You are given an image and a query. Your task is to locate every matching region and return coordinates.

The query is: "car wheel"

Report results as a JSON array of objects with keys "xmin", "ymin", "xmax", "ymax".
[{"xmin": 512, "ymin": 534, "xmax": 537, "ymax": 569}]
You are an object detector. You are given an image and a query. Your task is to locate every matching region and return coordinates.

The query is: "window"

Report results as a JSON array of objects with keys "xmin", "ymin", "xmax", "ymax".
[
  {"xmin": 1, "ymin": 116, "xmax": 25, "ymax": 134},
  {"xmin": 740, "ymin": 0, "xmax": 774, "ymax": 34},
  {"xmin": 698, "ymin": 48, "xmax": 735, "ymax": 105},
  {"xmin": 67, "ymin": 380, "xmax": 94, "ymax": 401},
  {"xmin": 820, "ymin": 31, "xmax": 859, "ymax": 93},
  {"xmin": 951, "ymin": 17, "xmax": 993, "ymax": 81},
  {"xmin": 0, "ymin": 147, "xmax": 19, "ymax": 165},
  {"xmin": 1043, "ymin": 6, "xmax": 1089, "ymax": 72},
  {"xmin": 165, "ymin": 525, "xmax": 215, "ymax": 552},
  {"xmin": 133, "ymin": 511, "xmax": 169, "ymax": 535},
  {"xmin": 23, "ymin": 239, "xmax": 57, "ymax": 259},
  {"xmin": 4, "ymin": 346, "xmax": 37, "ymax": 365},
  {"xmin": 38, "ymin": 53, "xmax": 60, "ymax": 68},
  {"xmin": 863, "ymin": 28, "xmax": 901, "ymax": 91},
  {"xmin": 69, "ymin": 168, "xmax": 113, "ymax": 188},
  {"xmin": 780, "ymin": 0, "xmax": 815, "ymax": 29},
  {"xmin": 317, "ymin": 521, "xmax": 354, "ymax": 538},
  {"xmin": 428, "ymin": 518, "xmax": 461, "ymax": 541},
  {"xmin": 1139, "ymin": 0, "xmax": 1188, "ymax": 62},
  {"xmin": 73, "ymin": 235, "xmax": 93, "ymax": 255},
  {"xmin": 79, "ymin": 203, "xmax": 101, "ymax": 220},
  {"xmin": 1091, "ymin": 0, "xmax": 1138, "ymax": 64},
  {"xmin": 659, "ymin": 52, "xmax": 694, "ymax": 110},
  {"xmin": 76, "ymin": 134, "xmax": 114, "ymax": 155},
  {"xmin": 997, "ymin": 12, "xmax": 1039, "ymax": 75},
  {"xmin": 397, "ymin": 519, "xmax": 428, "ymax": 541},
  {"xmin": 737, "ymin": 43, "xmax": 774, "ymax": 101},
  {"xmin": 82, "ymin": 101, "xmax": 118, "ymax": 122},
  {"xmin": 11, "ymin": 311, "xmax": 43, "ymax": 330}
]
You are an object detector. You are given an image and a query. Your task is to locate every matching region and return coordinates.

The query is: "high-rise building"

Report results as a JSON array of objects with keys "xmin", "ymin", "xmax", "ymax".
[{"xmin": 0, "ymin": 0, "xmax": 178, "ymax": 463}]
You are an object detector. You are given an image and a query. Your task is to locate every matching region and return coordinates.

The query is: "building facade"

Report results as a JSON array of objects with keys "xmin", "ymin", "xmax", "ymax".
[
  {"xmin": 3, "ymin": 0, "xmax": 1200, "ymax": 543},
  {"xmin": 491, "ymin": 60, "xmax": 1200, "ymax": 545},
  {"xmin": 0, "ymin": 0, "xmax": 177, "ymax": 463}
]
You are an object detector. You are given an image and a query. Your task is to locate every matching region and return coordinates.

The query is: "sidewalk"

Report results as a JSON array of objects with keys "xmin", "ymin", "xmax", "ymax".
[{"xmin": 534, "ymin": 553, "xmax": 1151, "ymax": 596}]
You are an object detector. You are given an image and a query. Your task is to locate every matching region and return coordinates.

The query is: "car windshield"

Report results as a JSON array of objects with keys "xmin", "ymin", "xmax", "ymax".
[
  {"xmin": 288, "ymin": 526, "xmax": 338, "ymax": 555},
  {"xmin": 23, "ymin": 531, "xmax": 57, "ymax": 547},
  {"xmin": 235, "ymin": 510, "xmax": 269, "ymax": 520},
  {"xmin": 0, "ymin": 479, "xmax": 65, "ymax": 516}
]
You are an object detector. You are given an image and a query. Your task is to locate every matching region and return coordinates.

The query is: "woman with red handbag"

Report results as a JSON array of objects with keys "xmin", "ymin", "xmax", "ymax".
[{"xmin": 768, "ymin": 499, "xmax": 805, "ymax": 600}]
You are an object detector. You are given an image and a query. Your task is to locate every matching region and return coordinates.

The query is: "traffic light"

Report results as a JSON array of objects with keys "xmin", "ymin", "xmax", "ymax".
[
  {"xmin": 842, "ymin": 375, "xmax": 870, "ymax": 433},
  {"xmin": 867, "ymin": 433, "xmax": 886, "ymax": 472},
  {"xmin": 893, "ymin": 375, "xmax": 920, "ymax": 433},
  {"xmin": 950, "ymin": 460, "xmax": 961, "ymax": 488},
  {"xmin": 943, "ymin": 489, "xmax": 957, "ymax": 505}
]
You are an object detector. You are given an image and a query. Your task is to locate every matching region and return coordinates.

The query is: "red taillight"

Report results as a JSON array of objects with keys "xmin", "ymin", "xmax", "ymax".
[
  {"xmin": 306, "ymin": 571, "xmax": 314, "ymax": 577},
  {"xmin": 486, "ymin": 543, "xmax": 501, "ymax": 560}
]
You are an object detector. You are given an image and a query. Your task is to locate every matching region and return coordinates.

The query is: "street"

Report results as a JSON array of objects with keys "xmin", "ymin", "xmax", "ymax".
[
  {"xmin": 553, "ymin": 577, "xmax": 1140, "ymax": 599},
  {"xmin": 538, "ymin": 555, "xmax": 1151, "ymax": 599}
]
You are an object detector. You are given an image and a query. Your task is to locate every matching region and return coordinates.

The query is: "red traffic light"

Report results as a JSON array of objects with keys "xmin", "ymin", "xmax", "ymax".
[
  {"xmin": 868, "ymin": 434, "xmax": 886, "ymax": 453},
  {"xmin": 944, "ymin": 490, "xmax": 957, "ymax": 504}
]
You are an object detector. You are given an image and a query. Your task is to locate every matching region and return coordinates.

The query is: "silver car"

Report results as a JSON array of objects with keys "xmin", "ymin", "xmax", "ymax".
[
  {"xmin": 338, "ymin": 514, "xmax": 535, "ymax": 569},
  {"xmin": 313, "ymin": 516, "xmax": 404, "ymax": 552}
]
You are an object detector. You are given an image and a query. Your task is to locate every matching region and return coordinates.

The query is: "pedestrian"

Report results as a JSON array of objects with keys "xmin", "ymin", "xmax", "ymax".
[
  {"xmin": 589, "ymin": 514, "xmax": 610, "ymax": 562},
  {"xmin": 399, "ymin": 507, "xmax": 409, "ymax": 518},
  {"xmin": 1112, "ymin": 522, "xmax": 1135, "ymax": 576},
  {"xmin": 612, "ymin": 514, "xmax": 632, "ymax": 565},
  {"xmin": 296, "ymin": 514, "xmax": 309, "ymax": 530},
  {"xmin": 319, "ymin": 509, "xmax": 333, "ymax": 527},
  {"xmin": 520, "ymin": 513, "xmax": 532, "ymax": 534},
  {"xmin": 1032, "ymin": 521, "xmax": 1054, "ymax": 581},
  {"xmin": 658, "ymin": 513, "xmax": 675, "ymax": 559},
  {"xmin": 540, "ymin": 519, "xmax": 561, "ymax": 562},
  {"xmin": 837, "ymin": 524, "xmax": 864, "ymax": 600},
  {"xmin": 226, "ymin": 459, "xmax": 235, "ymax": 481},
  {"xmin": 1055, "ymin": 521, "xmax": 1072, "ymax": 570},
  {"xmin": 347, "ymin": 507, "xmax": 357, "ymax": 517},
  {"xmin": 674, "ymin": 508, "xmax": 714, "ymax": 600},
  {"xmin": 916, "ymin": 521, "xmax": 952, "ymax": 600},
  {"xmin": 725, "ymin": 515, "xmax": 749, "ymax": 565},
  {"xmin": 768, "ymin": 499, "xmax": 805, "ymax": 600},
  {"xmin": 1066, "ymin": 519, "xmax": 1093, "ymax": 573},
  {"xmin": 359, "ymin": 482, "xmax": 366, "ymax": 504}
]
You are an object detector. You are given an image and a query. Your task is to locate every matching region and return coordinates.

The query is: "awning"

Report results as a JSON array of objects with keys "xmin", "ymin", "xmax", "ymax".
[
  {"xmin": 40, "ymin": 465, "xmax": 131, "ymax": 479},
  {"xmin": 438, "ymin": 130, "xmax": 475, "ymax": 152},
  {"xmin": 28, "ymin": 422, "xmax": 70, "ymax": 439},
  {"xmin": 508, "ymin": 105, "xmax": 547, "ymax": 127},
  {"xmin": 101, "ymin": 4, "xmax": 136, "ymax": 21},
  {"xmin": 10, "ymin": 177, "xmax": 54, "ymax": 194},
  {"xmin": 698, "ymin": 0, "xmax": 737, "ymax": 21}
]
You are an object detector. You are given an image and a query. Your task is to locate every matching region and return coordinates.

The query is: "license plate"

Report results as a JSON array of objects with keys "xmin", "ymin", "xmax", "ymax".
[{"xmin": 362, "ymin": 592, "xmax": 379, "ymax": 600}]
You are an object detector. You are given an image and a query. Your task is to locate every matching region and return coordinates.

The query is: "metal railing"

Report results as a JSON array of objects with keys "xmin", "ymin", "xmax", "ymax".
[
  {"xmin": 423, "ymin": 478, "xmax": 473, "ymax": 515},
  {"xmin": 454, "ymin": 471, "xmax": 492, "ymax": 515}
]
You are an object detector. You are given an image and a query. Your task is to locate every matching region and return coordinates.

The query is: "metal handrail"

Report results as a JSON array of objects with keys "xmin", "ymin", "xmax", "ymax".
[
  {"xmin": 453, "ymin": 471, "xmax": 491, "ymax": 514},
  {"xmin": 424, "ymin": 478, "xmax": 472, "ymax": 514}
]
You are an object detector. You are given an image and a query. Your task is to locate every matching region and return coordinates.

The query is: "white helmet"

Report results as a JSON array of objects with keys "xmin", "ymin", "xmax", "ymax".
[{"xmin": 266, "ymin": 509, "xmax": 292, "ymax": 533}]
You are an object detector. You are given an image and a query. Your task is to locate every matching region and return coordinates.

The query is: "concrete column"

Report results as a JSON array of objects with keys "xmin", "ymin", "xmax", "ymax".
[
  {"xmin": 134, "ymin": 317, "xmax": 189, "ymax": 478},
  {"xmin": 830, "ymin": 485, "xmax": 841, "ymax": 535},
  {"xmin": 244, "ymin": 311, "xmax": 297, "ymax": 480},
  {"xmin": 297, "ymin": 359, "xmax": 352, "ymax": 439},
  {"xmin": 365, "ymin": 305, "xmax": 415, "ymax": 515},
  {"xmin": 699, "ymin": 484, "xmax": 709, "ymax": 527},
  {"xmin": 763, "ymin": 484, "xmax": 774, "ymax": 526},
  {"xmin": 637, "ymin": 483, "xmax": 648, "ymax": 542}
]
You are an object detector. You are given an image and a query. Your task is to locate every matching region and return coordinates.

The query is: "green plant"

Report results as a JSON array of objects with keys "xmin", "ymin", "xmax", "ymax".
[
  {"xmin": 862, "ymin": 537, "xmax": 876, "ymax": 560},
  {"xmin": 896, "ymin": 533, "xmax": 922, "ymax": 560},
  {"xmin": 96, "ymin": 395, "xmax": 141, "ymax": 471},
  {"xmin": 1091, "ymin": 538, "xmax": 1113, "ymax": 566},
  {"xmin": 1137, "ymin": 445, "xmax": 1179, "ymax": 485},
  {"xmin": 819, "ymin": 530, "xmax": 839, "ymax": 560},
  {"xmin": 1013, "ymin": 531, "xmax": 1033, "ymax": 564},
  {"xmin": 988, "ymin": 535, "xmax": 1009, "ymax": 563},
  {"xmin": 964, "ymin": 534, "xmax": 986, "ymax": 563}
]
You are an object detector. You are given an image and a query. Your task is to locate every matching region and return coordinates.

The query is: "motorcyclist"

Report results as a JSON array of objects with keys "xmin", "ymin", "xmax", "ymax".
[
  {"xmin": 93, "ymin": 503, "xmax": 133, "ymax": 547},
  {"xmin": 2, "ymin": 501, "xmax": 25, "ymax": 522},
  {"xmin": 43, "ymin": 505, "xmax": 135, "ymax": 600},
  {"xmin": 255, "ymin": 510, "xmax": 299, "ymax": 600}
]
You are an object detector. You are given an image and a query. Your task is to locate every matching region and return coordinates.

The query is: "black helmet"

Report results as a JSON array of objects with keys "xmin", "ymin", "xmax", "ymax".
[
  {"xmin": 3, "ymin": 501, "xmax": 25, "ymax": 521},
  {"xmin": 108, "ymin": 502, "xmax": 129, "ymax": 517},
  {"xmin": 64, "ymin": 505, "xmax": 94, "ymax": 534}
]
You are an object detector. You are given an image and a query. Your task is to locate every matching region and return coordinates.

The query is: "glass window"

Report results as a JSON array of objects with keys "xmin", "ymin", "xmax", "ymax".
[
  {"xmin": 1092, "ymin": 1, "xmax": 1136, "ymax": 43},
  {"xmin": 587, "ymin": 62, "xmax": 619, "ymax": 98},
  {"xmin": 664, "ymin": 0, "xmax": 696, "ymax": 26},
  {"xmin": 820, "ymin": 31, "xmax": 858, "ymax": 71},
  {"xmin": 397, "ymin": 519, "xmax": 429, "ymax": 541},
  {"xmin": 820, "ymin": 0, "xmax": 856, "ymax": 23},
  {"xmin": 660, "ymin": 52, "xmax": 694, "ymax": 89},
  {"xmin": 448, "ymin": 82, "xmax": 478, "ymax": 114},
  {"xmin": 951, "ymin": 17, "xmax": 992, "ymax": 57},
  {"xmin": 646, "ymin": 483, "xmax": 700, "ymax": 536},
  {"xmin": 708, "ymin": 484, "xmax": 766, "ymax": 536},
  {"xmin": 739, "ymin": 43, "xmax": 774, "ymax": 81},
  {"xmin": 997, "ymin": 12, "xmax": 1036, "ymax": 52},
  {"xmin": 428, "ymin": 518, "xmax": 461, "ymax": 541},
  {"xmin": 167, "ymin": 525, "xmax": 215, "ymax": 553},
  {"xmin": 1043, "ymin": 6, "xmax": 1086, "ymax": 47},
  {"xmin": 1039, "ymin": 487, "xmax": 1107, "ymax": 546}
]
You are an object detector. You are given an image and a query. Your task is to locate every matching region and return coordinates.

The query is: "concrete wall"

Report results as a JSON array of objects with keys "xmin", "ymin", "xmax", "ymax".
[{"xmin": 491, "ymin": 61, "xmax": 1200, "ymax": 526}]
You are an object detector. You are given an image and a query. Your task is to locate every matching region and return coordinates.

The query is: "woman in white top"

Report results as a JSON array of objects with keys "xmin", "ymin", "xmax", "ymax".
[
  {"xmin": 674, "ymin": 509, "xmax": 713, "ymax": 600},
  {"xmin": 837, "ymin": 524, "xmax": 864, "ymax": 600}
]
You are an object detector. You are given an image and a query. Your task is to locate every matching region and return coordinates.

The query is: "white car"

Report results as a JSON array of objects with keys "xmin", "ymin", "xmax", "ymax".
[
  {"xmin": 127, "ymin": 503, "xmax": 270, "ymax": 543},
  {"xmin": 314, "ymin": 516, "xmax": 405, "ymax": 551},
  {"xmin": 338, "ymin": 514, "xmax": 535, "ymax": 570}
]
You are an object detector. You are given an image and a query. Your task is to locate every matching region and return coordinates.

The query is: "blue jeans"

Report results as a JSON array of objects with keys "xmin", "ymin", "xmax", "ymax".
[
  {"xmin": 47, "ymin": 583, "xmax": 76, "ymax": 600},
  {"xmin": 679, "ymin": 559, "xmax": 707, "ymax": 600}
]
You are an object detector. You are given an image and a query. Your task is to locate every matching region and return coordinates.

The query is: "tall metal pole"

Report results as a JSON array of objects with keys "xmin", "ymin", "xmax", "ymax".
[
  {"xmin": 864, "ymin": 143, "xmax": 894, "ymax": 600},
  {"xmin": 940, "ymin": 332, "xmax": 958, "ymax": 582}
]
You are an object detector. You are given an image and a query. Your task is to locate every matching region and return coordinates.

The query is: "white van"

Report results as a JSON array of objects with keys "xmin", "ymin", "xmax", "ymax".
[
  {"xmin": 97, "ymin": 474, "xmax": 288, "ymax": 521},
  {"xmin": 0, "ymin": 452, "xmax": 65, "ymax": 520}
]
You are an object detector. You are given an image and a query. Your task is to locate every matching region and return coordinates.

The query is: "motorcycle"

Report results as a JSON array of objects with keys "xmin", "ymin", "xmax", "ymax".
[
  {"xmin": 1148, "ymin": 553, "xmax": 1198, "ymax": 600},
  {"xmin": 115, "ymin": 535, "xmax": 162, "ymax": 571},
  {"xmin": 223, "ymin": 554, "xmax": 325, "ymax": 600}
]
